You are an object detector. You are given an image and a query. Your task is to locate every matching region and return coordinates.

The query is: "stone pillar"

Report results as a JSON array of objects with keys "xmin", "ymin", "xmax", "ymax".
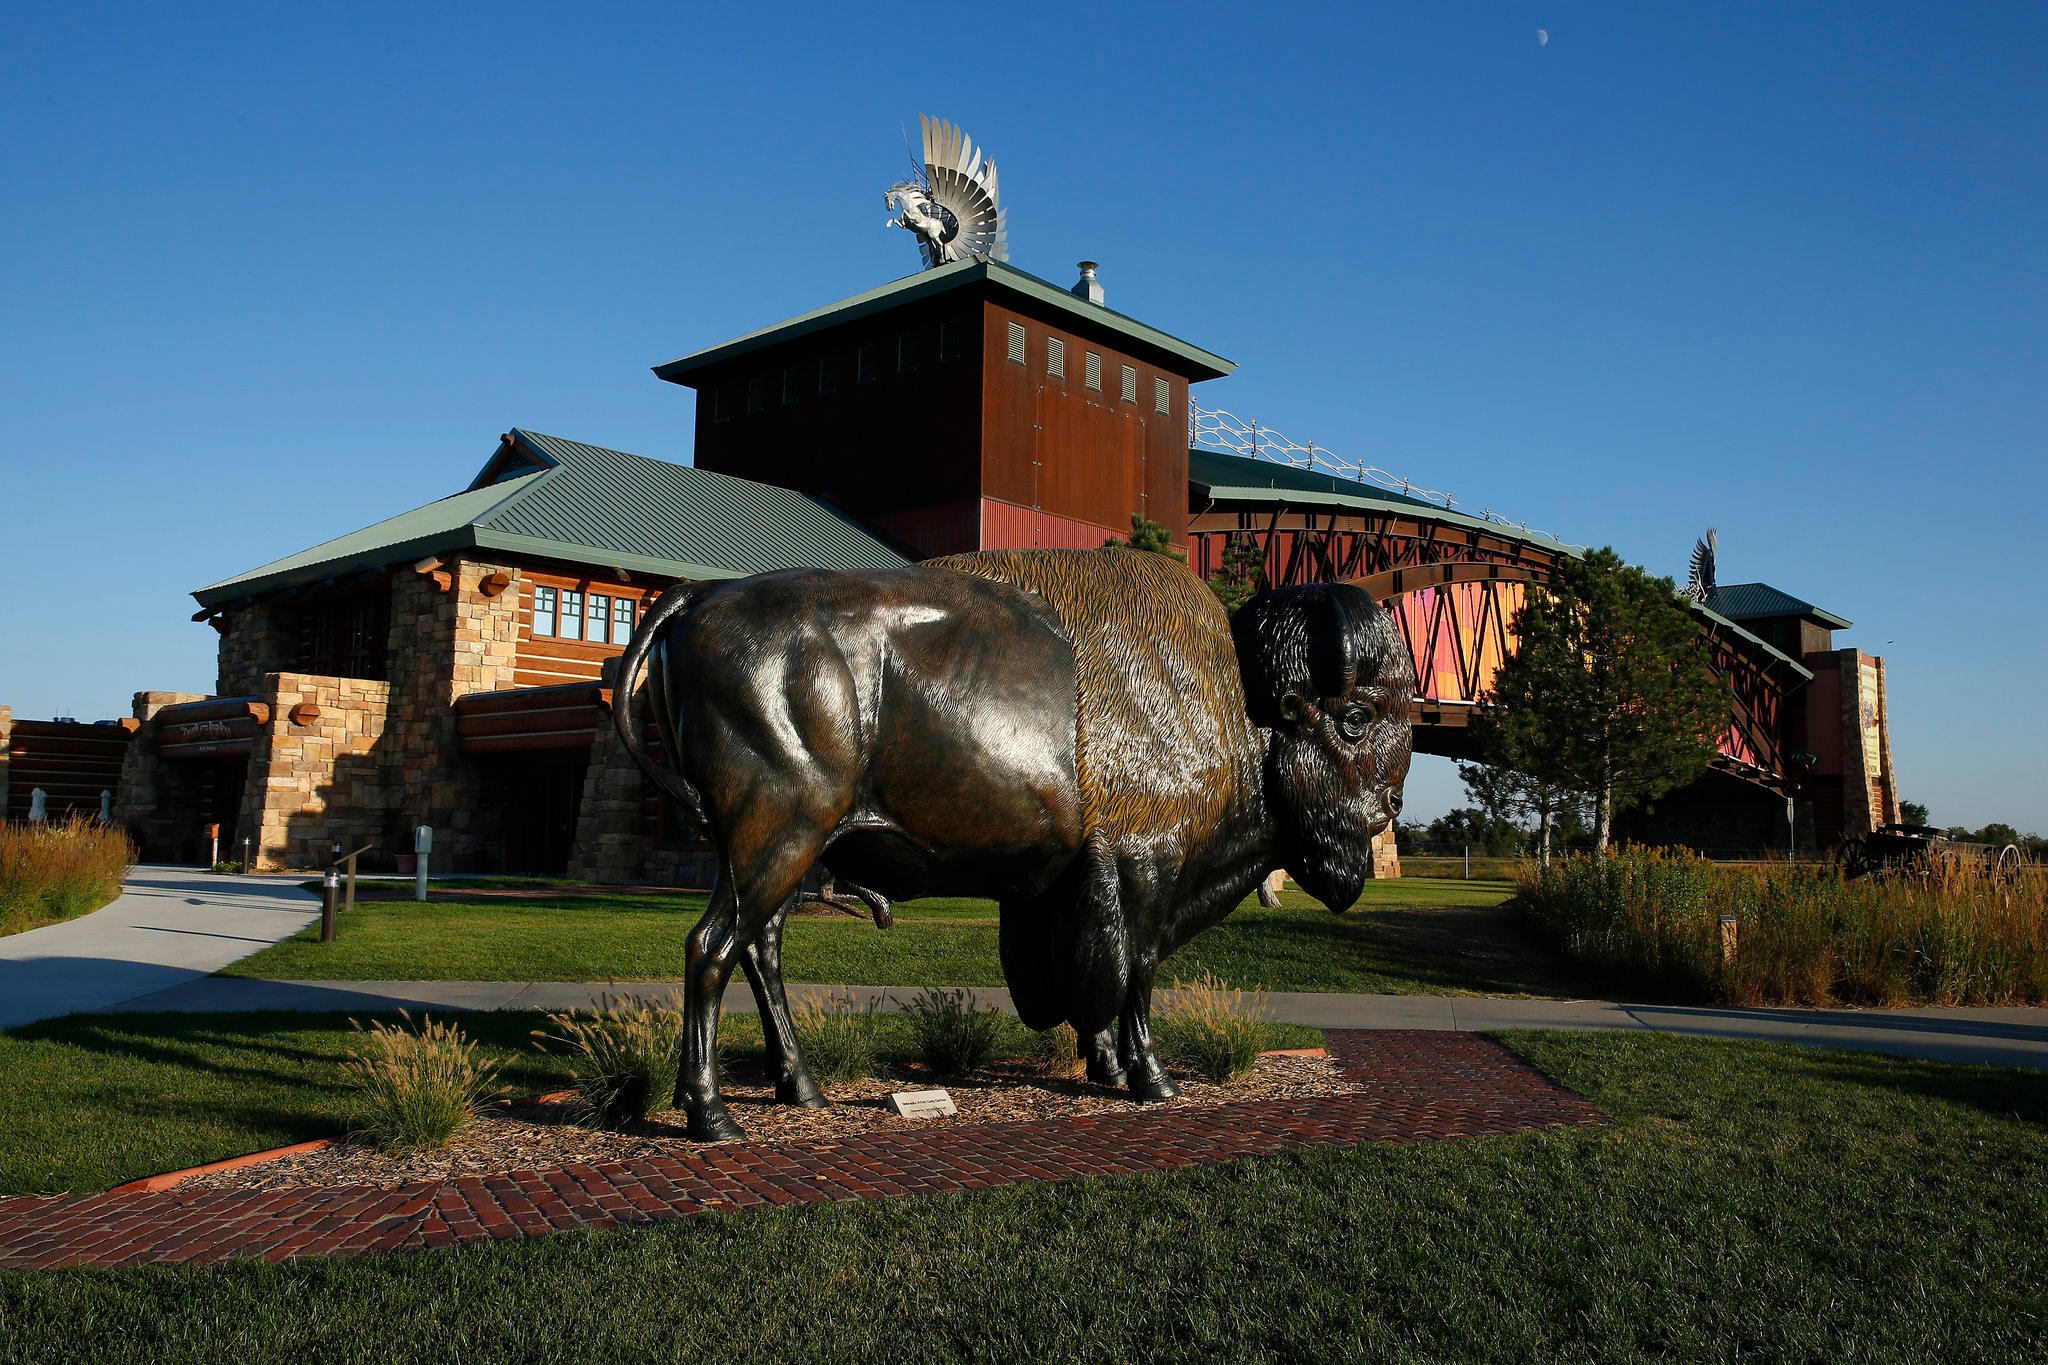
[
  {"xmin": 383, "ymin": 557, "xmax": 522, "ymax": 871},
  {"xmin": 565, "ymin": 670, "xmax": 650, "ymax": 884},
  {"xmin": 0, "ymin": 704, "xmax": 11, "ymax": 825},
  {"xmin": 113, "ymin": 691, "xmax": 209, "ymax": 861},
  {"xmin": 239, "ymin": 674, "xmax": 394, "ymax": 870},
  {"xmin": 1369, "ymin": 824, "xmax": 1401, "ymax": 878},
  {"xmin": 1837, "ymin": 649, "xmax": 1899, "ymax": 839}
]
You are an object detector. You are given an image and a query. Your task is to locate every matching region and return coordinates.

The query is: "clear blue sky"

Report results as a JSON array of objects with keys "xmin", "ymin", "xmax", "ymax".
[{"xmin": 5, "ymin": 2, "xmax": 2043, "ymax": 832}]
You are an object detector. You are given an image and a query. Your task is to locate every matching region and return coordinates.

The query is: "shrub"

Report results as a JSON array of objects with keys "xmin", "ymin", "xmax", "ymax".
[
  {"xmin": 532, "ymin": 993, "xmax": 685, "ymax": 1127},
  {"xmin": 1028, "ymin": 1022, "xmax": 1084, "ymax": 1079},
  {"xmin": 1517, "ymin": 847, "xmax": 2048, "ymax": 1007},
  {"xmin": 340, "ymin": 1011, "xmax": 502, "ymax": 1152},
  {"xmin": 211, "ymin": 860, "xmax": 245, "ymax": 875},
  {"xmin": 789, "ymin": 989, "xmax": 880, "ymax": 1084},
  {"xmin": 902, "ymin": 988, "xmax": 1008, "ymax": 1077},
  {"xmin": 1153, "ymin": 971, "xmax": 1275, "ymax": 1083},
  {"xmin": 0, "ymin": 814, "xmax": 134, "ymax": 937}
]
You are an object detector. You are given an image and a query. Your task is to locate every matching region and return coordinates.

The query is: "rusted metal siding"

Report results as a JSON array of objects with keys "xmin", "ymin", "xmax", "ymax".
[
  {"xmin": 981, "ymin": 301, "xmax": 1188, "ymax": 548},
  {"xmin": 690, "ymin": 297, "xmax": 985, "ymax": 560}
]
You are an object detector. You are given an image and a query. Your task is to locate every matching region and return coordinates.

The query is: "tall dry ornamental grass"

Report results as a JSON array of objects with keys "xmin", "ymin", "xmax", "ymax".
[
  {"xmin": 532, "ymin": 993, "xmax": 686, "ymax": 1127},
  {"xmin": 1152, "ymin": 971, "xmax": 1277, "ymax": 1083},
  {"xmin": 788, "ymin": 989, "xmax": 881, "ymax": 1085},
  {"xmin": 0, "ymin": 814, "xmax": 135, "ymax": 936},
  {"xmin": 1518, "ymin": 847, "xmax": 2048, "ymax": 1007},
  {"xmin": 341, "ymin": 1012, "xmax": 503, "ymax": 1152}
]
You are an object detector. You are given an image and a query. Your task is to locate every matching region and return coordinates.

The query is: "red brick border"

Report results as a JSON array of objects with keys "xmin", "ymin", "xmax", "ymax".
[{"xmin": 0, "ymin": 1031, "xmax": 1602, "ymax": 1272}]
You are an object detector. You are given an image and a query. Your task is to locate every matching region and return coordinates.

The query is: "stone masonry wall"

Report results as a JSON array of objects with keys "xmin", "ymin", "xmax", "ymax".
[
  {"xmin": 216, "ymin": 601, "xmax": 296, "ymax": 698},
  {"xmin": 239, "ymin": 674, "xmax": 394, "ymax": 871}
]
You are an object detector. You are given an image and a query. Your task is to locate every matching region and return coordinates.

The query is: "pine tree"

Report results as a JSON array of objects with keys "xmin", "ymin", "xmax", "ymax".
[
  {"xmin": 1205, "ymin": 533, "xmax": 1266, "ymax": 616},
  {"xmin": 1109, "ymin": 513, "xmax": 1185, "ymax": 562},
  {"xmin": 1476, "ymin": 547, "xmax": 1726, "ymax": 858}
]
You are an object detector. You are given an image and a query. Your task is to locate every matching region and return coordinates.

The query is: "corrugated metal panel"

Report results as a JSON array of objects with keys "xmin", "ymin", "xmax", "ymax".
[
  {"xmin": 196, "ymin": 476, "xmax": 541, "ymax": 599},
  {"xmin": 1702, "ymin": 582, "xmax": 1853, "ymax": 629},
  {"xmin": 488, "ymin": 431, "xmax": 909, "ymax": 575}
]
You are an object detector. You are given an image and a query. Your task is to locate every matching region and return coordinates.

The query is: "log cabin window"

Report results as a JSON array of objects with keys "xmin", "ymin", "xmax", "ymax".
[
  {"xmin": 939, "ymin": 319, "xmax": 959, "ymax": 362},
  {"xmin": 612, "ymin": 596, "xmax": 635, "ymax": 643},
  {"xmin": 857, "ymin": 344, "xmax": 877, "ymax": 384},
  {"xmin": 1046, "ymin": 336, "xmax": 1065, "ymax": 379},
  {"xmin": 1120, "ymin": 364, "xmax": 1138, "ymax": 404},
  {"xmin": 533, "ymin": 586, "xmax": 558, "ymax": 636},
  {"xmin": 712, "ymin": 387, "xmax": 730, "ymax": 423},
  {"xmin": 297, "ymin": 589, "xmax": 389, "ymax": 681},
  {"xmin": 745, "ymin": 377, "xmax": 764, "ymax": 414},
  {"xmin": 1155, "ymin": 376, "xmax": 1170, "ymax": 414},
  {"xmin": 896, "ymin": 333, "xmax": 916, "ymax": 374},
  {"xmin": 1084, "ymin": 351, "xmax": 1102, "ymax": 392},
  {"xmin": 1006, "ymin": 320, "xmax": 1026, "ymax": 364},
  {"xmin": 781, "ymin": 367, "xmax": 800, "ymax": 405},
  {"xmin": 559, "ymin": 589, "xmax": 584, "ymax": 640},
  {"xmin": 818, "ymin": 355, "xmax": 835, "ymax": 395},
  {"xmin": 587, "ymin": 594, "xmax": 611, "ymax": 642}
]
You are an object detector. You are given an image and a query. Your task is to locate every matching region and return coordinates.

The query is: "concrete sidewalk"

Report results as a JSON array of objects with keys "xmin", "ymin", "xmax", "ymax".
[
  {"xmin": 0, "ymin": 866, "xmax": 321, "ymax": 1029},
  {"xmin": 105, "ymin": 976, "xmax": 2048, "ymax": 1071}
]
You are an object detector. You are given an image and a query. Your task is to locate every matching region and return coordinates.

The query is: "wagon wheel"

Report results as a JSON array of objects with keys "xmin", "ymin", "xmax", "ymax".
[
  {"xmin": 1834, "ymin": 835, "xmax": 1870, "ymax": 881},
  {"xmin": 1996, "ymin": 844, "xmax": 2024, "ymax": 890}
]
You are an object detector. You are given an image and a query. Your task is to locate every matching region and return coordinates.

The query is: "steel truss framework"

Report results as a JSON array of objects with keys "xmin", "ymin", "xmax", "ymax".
[{"xmin": 1188, "ymin": 509, "xmax": 1792, "ymax": 788}]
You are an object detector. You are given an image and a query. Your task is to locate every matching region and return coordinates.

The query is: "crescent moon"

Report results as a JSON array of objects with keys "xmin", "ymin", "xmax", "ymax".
[{"xmin": 1537, "ymin": 29, "xmax": 1549, "ymax": 45}]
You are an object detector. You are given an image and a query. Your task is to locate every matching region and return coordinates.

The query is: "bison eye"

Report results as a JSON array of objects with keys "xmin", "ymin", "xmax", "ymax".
[{"xmin": 1337, "ymin": 704, "xmax": 1374, "ymax": 742}]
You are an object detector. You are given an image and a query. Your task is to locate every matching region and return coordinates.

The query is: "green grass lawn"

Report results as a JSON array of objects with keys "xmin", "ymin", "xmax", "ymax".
[
  {"xmin": 5, "ymin": 1033, "xmax": 2047, "ymax": 1363},
  {"xmin": 222, "ymin": 878, "xmax": 1593, "ymax": 997},
  {"xmin": 0, "ymin": 1009, "xmax": 1321, "ymax": 1197}
]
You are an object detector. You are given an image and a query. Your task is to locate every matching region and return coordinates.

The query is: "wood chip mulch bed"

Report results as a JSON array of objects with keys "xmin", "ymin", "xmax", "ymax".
[{"xmin": 180, "ymin": 1054, "xmax": 1352, "ymax": 1193}]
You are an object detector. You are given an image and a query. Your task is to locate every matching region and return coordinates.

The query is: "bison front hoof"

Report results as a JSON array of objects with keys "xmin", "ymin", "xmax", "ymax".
[
  {"xmin": 1127, "ymin": 1058, "xmax": 1181, "ymax": 1102},
  {"xmin": 686, "ymin": 1104, "xmax": 748, "ymax": 1142},
  {"xmin": 1085, "ymin": 1057, "xmax": 1128, "ymax": 1090},
  {"xmin": 777, "ymin": 1076, "xmax": 829, "ymax": 1109}
]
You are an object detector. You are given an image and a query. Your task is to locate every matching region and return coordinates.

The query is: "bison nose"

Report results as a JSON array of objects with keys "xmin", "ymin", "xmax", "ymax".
[{"xmin": 1389, "ymin": 792, "xmax": 1404, "ymax": 816}]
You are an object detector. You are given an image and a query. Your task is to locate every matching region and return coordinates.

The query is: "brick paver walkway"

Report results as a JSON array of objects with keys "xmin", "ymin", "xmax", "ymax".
[{"xmin": 0, "ymin": 1031, "xmax": 1602, "ymax": 1272}]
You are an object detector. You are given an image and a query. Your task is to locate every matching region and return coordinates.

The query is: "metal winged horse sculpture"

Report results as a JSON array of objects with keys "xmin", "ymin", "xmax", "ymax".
[{"xmin": 884, "ymin": 115, "xmax": 1007, "ymax": 268}]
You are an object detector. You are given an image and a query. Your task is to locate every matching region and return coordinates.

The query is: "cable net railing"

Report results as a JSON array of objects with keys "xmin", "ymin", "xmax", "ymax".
[{"xmin": 1189, "ymin": 405, "xmax": 1576, "ymax": 546}]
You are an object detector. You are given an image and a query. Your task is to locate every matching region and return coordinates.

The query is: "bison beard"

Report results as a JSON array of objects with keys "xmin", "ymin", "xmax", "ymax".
[{"xmin": 1269, "ymin": 722, "xmax": 1379, "ymax": 911}]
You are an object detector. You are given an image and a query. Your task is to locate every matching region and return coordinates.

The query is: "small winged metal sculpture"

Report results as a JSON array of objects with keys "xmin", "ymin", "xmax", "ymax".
[
  {"xmin": 884, "ymin": 115, "xmax": 1007, "ymax": 268},
  {"xmin": 1682, "ymin": 527, "xmax": 1718, "ymax": 602}
]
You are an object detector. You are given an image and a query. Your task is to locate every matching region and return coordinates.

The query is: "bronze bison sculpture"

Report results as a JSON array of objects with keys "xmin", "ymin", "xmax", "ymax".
[{"xmin": 615, "ymin": 547, "xmax": 1413, "ymax": 1141}]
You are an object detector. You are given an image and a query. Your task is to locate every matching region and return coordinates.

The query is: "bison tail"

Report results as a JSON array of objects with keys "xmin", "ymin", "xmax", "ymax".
[{"xmin": 612, "ymin": 579, "xmax": 712, "ymax": 825}]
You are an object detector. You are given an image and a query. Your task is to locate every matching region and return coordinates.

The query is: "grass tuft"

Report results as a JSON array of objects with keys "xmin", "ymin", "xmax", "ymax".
[
  {"xmin": 531, "ymin": 994, "xmax": 685, "ymax": 1127},
  {"xmin": 0, "ymin": 814, "xmax": 134, "ymax": 936},
  {"xmin": 789, "ymin": 990, "xmax": 881, "ymax": 1084},
  {"xmin": 1519, "ymin": 846, "xmax": 2048, "ymax": 1006},
  {"xmin": 1028, "ymin": 1022, "xmax": 1084, "ymax": 1078},
  {"xmin": 901, "ymin": 988, "xmax": 1007, "ymax": 1077},
  {"xmin": 339, "ymin": 1011, "xmax": 501, "ymax": 1152},
  {"xmin": 1151, "ymin": 970, "xmax": 1275, "ymax": 1082}
]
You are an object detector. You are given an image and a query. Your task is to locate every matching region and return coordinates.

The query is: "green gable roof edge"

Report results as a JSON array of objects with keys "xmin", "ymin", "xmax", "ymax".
[{"xmin": 654, "ymin": 259, "xmax": 1235, "ymax": 383}]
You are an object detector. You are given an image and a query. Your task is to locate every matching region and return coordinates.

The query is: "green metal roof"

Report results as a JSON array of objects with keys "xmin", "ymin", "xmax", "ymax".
[
  {"xmin": 1188, "ymin": 446, "xmax": 1580, "ymax": 553},
  {"xmin": 193, "ymin": 429, "xmax": 910, "ymax": 607},
  {"xmin": 654, "ymin": 258, "xmax": 1236, "ymax": 384},
  {"xmin": 1701, "ymin": 582, "xmax": 1853, "ymax": 630}
]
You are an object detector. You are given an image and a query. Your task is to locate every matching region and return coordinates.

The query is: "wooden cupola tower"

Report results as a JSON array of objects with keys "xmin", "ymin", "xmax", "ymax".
[{"xmin": 653, "ymin": 259, "xmax": 1234, "ymax": 560}]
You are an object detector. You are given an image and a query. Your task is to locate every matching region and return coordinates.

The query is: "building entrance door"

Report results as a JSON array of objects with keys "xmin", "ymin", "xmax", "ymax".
[{"xmin": 497, "ymin": 762, "xmax": 585, "ymax": 877}]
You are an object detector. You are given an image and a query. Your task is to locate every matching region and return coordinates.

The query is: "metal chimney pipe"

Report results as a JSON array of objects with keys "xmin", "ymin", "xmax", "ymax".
[{"xmin": 1072, "ymin": 261, "xmax": 1104, "ymax": 305}]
